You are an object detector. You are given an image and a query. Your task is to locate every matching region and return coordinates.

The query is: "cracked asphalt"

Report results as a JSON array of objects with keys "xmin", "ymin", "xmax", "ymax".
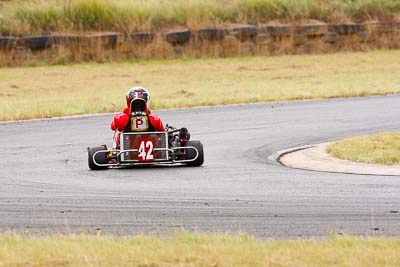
[{"xmin": 1, "ymin": 95, "xmax": 400, "ymax": 238}]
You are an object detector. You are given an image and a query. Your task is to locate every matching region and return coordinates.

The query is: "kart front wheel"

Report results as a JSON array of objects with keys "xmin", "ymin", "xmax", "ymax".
[
  {"xmin": 185, "ymin": 140, "xmax": 204, "ymax": 166},
  {"xmin": 88, "ymin": 145, "xmax": 108, "ymax": 170}
]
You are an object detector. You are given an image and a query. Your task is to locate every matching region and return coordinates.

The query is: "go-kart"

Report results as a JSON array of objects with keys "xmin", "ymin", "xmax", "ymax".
[{"xmin": 87, "ymin": 99, "xmax": 204, "ymax": 170}]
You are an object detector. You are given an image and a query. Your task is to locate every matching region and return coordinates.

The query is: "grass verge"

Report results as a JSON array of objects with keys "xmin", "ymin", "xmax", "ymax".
[
  {"xmin": 327, "ymin": 131, "xmax": 400, "ymax": 165},
  {"xmin": 1, "ymin": 0, "xmax": 399, "ymax": 35},
  {"xmin": 1, "ymin": 50, "xmax": 400, "ymax": 121},
  {"xmin": 0, "ymin": 233, "xmax": 399, "ymax": 266}
]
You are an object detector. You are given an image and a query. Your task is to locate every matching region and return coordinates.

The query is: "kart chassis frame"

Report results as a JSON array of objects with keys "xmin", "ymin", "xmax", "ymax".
[{"xmin": 92, "ymin": 131, "xmax": 199, "ymax": 167}]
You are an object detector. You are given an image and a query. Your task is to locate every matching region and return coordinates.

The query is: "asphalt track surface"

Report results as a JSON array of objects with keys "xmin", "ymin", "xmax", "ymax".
[{"xmin": 1, "ymin": 95, "xmax": 400, "ymax": 238}]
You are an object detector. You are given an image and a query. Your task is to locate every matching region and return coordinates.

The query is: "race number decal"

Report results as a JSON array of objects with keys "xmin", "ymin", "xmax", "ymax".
[
  {"xmin": 137, "ymin": 138, "xmax": 154, "ymax": 162},
  {"xmin": 130, "ymin": 116, "xmax": 149, "ymax": 131}
]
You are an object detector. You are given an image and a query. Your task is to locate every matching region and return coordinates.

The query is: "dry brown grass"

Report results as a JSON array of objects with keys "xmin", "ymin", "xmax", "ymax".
[
  {"xmin": 1, "ymin": 28, "xmax": 399, "ymax": 68},
  {"xmin": 1, "ymin": 50, "xmax": 400, "ymax": 121}
]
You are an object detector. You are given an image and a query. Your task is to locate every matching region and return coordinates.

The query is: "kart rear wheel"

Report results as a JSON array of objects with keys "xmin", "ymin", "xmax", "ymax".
[
  {"xmin": 185, "ymin": 140, "xmax": 204, "ymax": 166},
  {"xmin": 88, "ymin": 145, "xmax": 108, "ymax": 170}
]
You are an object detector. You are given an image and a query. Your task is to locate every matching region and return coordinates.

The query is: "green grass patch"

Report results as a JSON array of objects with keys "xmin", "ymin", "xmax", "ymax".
[
  {"xmin": 1, "ymin": 0, "xmax": 399, "ymax": 35},
  {"xmin": 0, "ymin": 233, "xmax": 399, "ymax": 266},
  {"xmin": 327, "ymin": 132, "xmax": 400, "ymax": 165},
  {"xmin": 1, "ymin": 50, "xmax": 400, "ymax": 121}
]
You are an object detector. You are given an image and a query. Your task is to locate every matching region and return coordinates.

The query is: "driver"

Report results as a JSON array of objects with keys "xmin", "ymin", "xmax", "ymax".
[{"xmin": 111, "ymin": 86, "xmax": 165, "ymax": 148}]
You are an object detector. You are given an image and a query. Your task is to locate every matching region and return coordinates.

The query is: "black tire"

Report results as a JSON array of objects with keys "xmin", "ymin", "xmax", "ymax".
[
  {"xmin": 164, "ymin": 29, "xmax": 191, "ymax": 45},
  {"xmin": 229, "ymin": 25, "xmax": 258, "ymax": 41},
  {"xmin": 185, "ymin": 140, "xmax": 204, "ymax": 166},
  {"xmin": 0, "ymin": 37, "xmax": 16, "ymax": 50},
  {"xmin": 88, "ymin": 146, "xmax": 108, "ymax": 170},
  {"xmin": 21, "ymin": 35, "xmax": 52, "ymax": 50}
]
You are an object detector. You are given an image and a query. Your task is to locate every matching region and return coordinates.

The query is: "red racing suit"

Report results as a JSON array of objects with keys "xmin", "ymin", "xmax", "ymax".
[
  {"xmin": 111, "ymin": 107, "xmax": 165, "ymax": 148},
  {"xmin": 111, "ymin": 107, "xmax": 164, "ymax": 132}
]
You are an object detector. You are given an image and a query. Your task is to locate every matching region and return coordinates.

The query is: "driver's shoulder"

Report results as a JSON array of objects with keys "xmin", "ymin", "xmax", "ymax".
[{"xmin": 123, "ymin": 107, "xmax": 130, "ymax": 115}]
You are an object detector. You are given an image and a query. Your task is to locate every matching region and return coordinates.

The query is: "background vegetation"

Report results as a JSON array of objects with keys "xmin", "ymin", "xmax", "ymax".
[
  {"xmin": 0, "ymin": 0, "xmax": 399, "ymax": 35},
  {"xmin": 1, "ymin": 50, "xmax": 399, "ymax": 121},
  {"xmin": 327, "ymin": 131, "xmax": 400, "ymax": 165},
  {"xmin": 1, "ymin": 233, "xmax": 400, "ymax": 266}
]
